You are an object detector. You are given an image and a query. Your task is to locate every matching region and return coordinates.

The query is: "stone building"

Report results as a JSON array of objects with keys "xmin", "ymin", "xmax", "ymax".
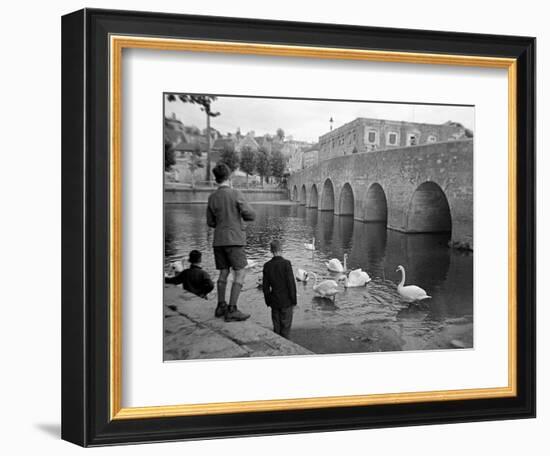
[
  {"xmin": 318, "ymin": 118, "xmax": 470, "ymax": 162},
  {"xmin": 285, "ymin": 140, "xmax": 315, "ymax": 173},
  {"xmin": 302, "ymin": 144, "xmax": 319, "ymax": 169}
]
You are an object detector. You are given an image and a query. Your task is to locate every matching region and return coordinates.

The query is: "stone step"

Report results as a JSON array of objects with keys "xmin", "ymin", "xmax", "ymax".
[{"xmin": 164, "ymin": 285, "xmax": 312, "ymax": 360}]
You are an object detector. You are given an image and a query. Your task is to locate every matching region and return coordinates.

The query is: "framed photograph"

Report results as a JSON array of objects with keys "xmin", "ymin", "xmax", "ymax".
[{"xmin": 61, "ymin": 8, "xmax": 535, "ymax": 447}]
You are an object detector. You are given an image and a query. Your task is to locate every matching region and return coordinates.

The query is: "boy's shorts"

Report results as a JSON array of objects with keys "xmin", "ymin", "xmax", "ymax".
[{"xmin": 213, "ymin": 246, "xmax": 247, "ymax": 270}]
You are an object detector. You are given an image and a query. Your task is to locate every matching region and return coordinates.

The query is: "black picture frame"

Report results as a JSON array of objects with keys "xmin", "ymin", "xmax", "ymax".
[{"xmin": 62, "ymin": 8, "xmax": 536, "ymax": 447}]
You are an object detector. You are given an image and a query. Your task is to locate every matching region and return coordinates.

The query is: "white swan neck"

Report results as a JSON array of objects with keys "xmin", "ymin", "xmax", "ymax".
[
  {"xmin": 398, "ymin": 268, "xmax": 405, "ymax": 287},
  {"xmin": 343, "ymin": 255, "xmax": 347, "ymax": 271}
]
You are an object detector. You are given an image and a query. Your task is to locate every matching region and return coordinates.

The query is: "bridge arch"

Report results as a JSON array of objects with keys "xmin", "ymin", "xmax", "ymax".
[
  {"xmin": 291, "ymin": 185, "xmax": 298, "ymax": 202},
  {"xmin": 338, "ymin": 183, "xmax": 355, "ymax": 216},
  {"xmin": 309, "ymin": 184, "xmax": 319, "ymax": 208},
  {"xmin": 407, "ymin": 181, "xmax": 451, "ymax": 233},
  {"xmin": 364, "ymin": 183, "xmax": 388, "ymax": 223},
  {"xmin": 300, "ymin": 184, "xmax": 307, "ymax": 205},
  {"xmin": 320, "ymin": 178, "xmax": 335, "ymax": 211}
]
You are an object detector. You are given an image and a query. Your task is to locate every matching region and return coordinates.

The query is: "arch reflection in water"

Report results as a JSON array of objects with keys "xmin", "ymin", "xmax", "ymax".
[{"xmin": 351, "ymin": 221, "xmax": 387, "ymax": 278}]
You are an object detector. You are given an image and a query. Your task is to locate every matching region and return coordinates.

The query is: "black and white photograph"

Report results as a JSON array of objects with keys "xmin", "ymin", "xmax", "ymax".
[{"xmin": 163, "ymin": 94, "xmax": 474, "ymax": 360}]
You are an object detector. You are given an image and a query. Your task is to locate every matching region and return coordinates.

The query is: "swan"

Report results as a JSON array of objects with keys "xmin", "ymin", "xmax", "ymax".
[
  {"xmin": 245, "ymin": 259, "xmax": 257, "ymax": 269},
  {"xmin": 304, "ymin": 237, "xmax": 316, "ymax": 251},
  {"xmin": 311, "ymin": 272, "xmax": 340, "ymax": 302},
  {"xmin": 295, "ymin": 268, "xmax": 309, "ymax": 282},
  {"xmin": 395, "ymin": 265, "xmax": 431, "ymax": 302},
  {"xmin": 168, "ymin": 261, "xmax": 184, "ymax": 275},
  {"xmin": 341, "ymin": 268, "xmax": 371, "ymax": 288},
  {"xmin": 326, "ymin": 253, "xmax": 347, "ymax": 273}
]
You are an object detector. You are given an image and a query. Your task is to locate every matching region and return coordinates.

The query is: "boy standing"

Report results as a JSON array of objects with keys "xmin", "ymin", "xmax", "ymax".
[
  {"xmin": 207, "ymin": 163, "xmax": 256, "ymax": 321},
  {"xmin": 165, "ymin": 250, "xmax": 214, "ymax": 299},
  {"xmin": 262, "ymin": 240, "xmax": 297, "ymax": 338}
]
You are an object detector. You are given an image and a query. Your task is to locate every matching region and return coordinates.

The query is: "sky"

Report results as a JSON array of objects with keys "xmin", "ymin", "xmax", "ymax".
[{"xmin": 164, "ymin": 94, "xmax": 474, "ymax": 143}]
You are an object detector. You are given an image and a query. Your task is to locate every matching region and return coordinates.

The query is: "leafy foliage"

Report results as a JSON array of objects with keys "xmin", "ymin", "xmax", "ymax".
[
  {"xmin": 269, "ymin": 149, "xmax": 286, "ymax": 180},
  {"xmin": 166, "ymin": 94, "xmax": 220, "ymax": 118},
  {"xmin": 219, "ymin": 142, "xmax": 239, "ymax": 172},
  {"xmin": 164, "ymin": 139, "xmax": 176, "ymax": 171},
  {"xmin": 255, "ymin": 146, "xmax": 271, "ymax": 183},
  {"xmin": 239, "ymin": 147, "xmax": 257, "ymax": 177}
]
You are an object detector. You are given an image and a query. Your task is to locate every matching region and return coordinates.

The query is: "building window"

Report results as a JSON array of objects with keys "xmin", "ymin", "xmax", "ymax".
[
  {"xmin": 387, "ymin": 132, "xmax": 398, "ymax": 145},
  {"xmin": 366, "ymin": 130, "xmax": 377, "ymax": 144},
  {"xmin": 427, "ymin": 135, "xmax": 437, "ymax": 143},
  {"xmin": 407, "ymin": 133, "xmax": 418, "ymax": 146}
]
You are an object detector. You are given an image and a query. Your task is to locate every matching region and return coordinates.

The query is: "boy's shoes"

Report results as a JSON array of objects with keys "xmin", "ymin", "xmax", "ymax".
[
  {"xmin": 214, "ymin": 302, "xmax": 228, "ymax": 318},
  {"xmin": 224, "ymin": 304, "xmax": 250, "ymax": 322}
]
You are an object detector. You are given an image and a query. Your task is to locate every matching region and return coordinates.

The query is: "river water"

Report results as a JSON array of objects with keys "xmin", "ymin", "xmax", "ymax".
[{"xmin": 165, "ymin": 202, "xmax": 473, "ymax": 354}]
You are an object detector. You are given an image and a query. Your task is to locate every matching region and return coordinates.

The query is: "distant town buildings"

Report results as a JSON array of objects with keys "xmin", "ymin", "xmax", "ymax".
[
  {"xmin": 318, "ymin": 118, "xmax": 472, "ymax": 162},
  {"xmin": 164, "ymin": 115, "xmax": 299, "ymax": 185},
  {"xmin": 302, "ymin": 144, "xmax": 320, "ymax": 169},
  {"xmin": 165, "ymin": 112, "xmax": 473, "ymax": 185}
]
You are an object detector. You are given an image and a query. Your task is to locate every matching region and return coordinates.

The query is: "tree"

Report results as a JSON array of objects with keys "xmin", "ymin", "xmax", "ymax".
[
  {"xmin": 219, "ymin": 142, "xmax": 239, "ymax": 172},
  {"xmin": 239, "ymin": 146, "xmax": 257, "ymax": 188},
  {"xmin": 276, "ymin": 128, "xmax": 285, "ymax": 142},
  {"xmin": 269, "ymin": 149, "xmax": 285, "ymax": 182},
  {"xmin": 166, "ymin": 94, "xmax": 220, "ymax": 181},
  {"xmin": 164, "ymin": 139, "xmax": 176, "ymax": 171},
  {"xmin": 187, "ymin": 143, "xmax": 204, "ymax": 188},
  {"xmin": 255, "ymin": 146, "xmax": 271, "ymax": 186}
]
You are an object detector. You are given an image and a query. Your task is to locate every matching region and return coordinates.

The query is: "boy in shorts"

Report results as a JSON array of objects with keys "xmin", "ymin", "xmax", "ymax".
[{"xmin": 207, "ymin": 163, "xmax": 256, "ymax": 321}]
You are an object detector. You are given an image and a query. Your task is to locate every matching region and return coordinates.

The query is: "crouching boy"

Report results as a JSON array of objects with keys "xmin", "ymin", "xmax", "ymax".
[
  {"xmin": 262, "ymin": 240, "xmax": 297, "ymax": 338},
  {"xmin": 165, "ymin": 250, "xmax": 214, "ymax": 299}
]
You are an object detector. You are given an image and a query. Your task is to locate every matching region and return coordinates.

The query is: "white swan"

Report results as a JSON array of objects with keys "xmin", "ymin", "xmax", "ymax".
[
  {"xmin": 341, "ymin": 268, "xmax": 371, "ymax": 288},
  {"xmin": 295, "ymin": 268, "xmax": 309, "ymax": 282},
  {"xmin": 304, "ymin": 237, "xmax": 316, "ymax": 251},
  {"xmin": 311, "ymin": 272, "xmax": 340, "ymax": 302},
  {"xmin": 245, "ymin": 259, "xmax": 257, "ymax": 269},
  {"xmin": 168, "ymin": 261, "xmax": 184, "ymax": 275},
  {"xmin": 326, "ymin": 253, "xmax": 347, "ymax": 273},
  {"xmin": 395, "ymin": 265, "xmax": 431, "ymax": 302}
]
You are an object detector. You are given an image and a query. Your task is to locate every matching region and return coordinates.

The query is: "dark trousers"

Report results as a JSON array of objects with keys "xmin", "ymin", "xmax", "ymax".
[{"xmin": 271, "ymin": 307, "xmax": 294, "ymax": 338}]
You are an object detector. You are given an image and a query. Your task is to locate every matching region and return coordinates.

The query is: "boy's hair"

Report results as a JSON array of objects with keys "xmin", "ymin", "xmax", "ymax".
[
  {"xmin": 212, "ymin": 163, "xmax": 231, "ymax": 184},
  {"xmin": 270, "ymin": 240, "xmax": 282, "ymax": 254},
  {"xmin": 188, "ymin": 250, "xmax": 202, "ymax": 264}
]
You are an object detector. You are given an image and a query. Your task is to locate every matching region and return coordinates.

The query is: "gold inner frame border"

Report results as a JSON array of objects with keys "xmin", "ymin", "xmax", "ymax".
[{"xmin": 109, "ymin": 35, "xmax": 517, "ymax": 420}]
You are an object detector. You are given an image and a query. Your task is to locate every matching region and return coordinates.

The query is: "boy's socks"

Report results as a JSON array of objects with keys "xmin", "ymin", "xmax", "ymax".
[
  {"xmin": 228, "ymin": 282, "xmax": 243, "ymax": 308},
  {"xmin": 217, "ymin": 279, "xmax": 227, "ymax": 304}
]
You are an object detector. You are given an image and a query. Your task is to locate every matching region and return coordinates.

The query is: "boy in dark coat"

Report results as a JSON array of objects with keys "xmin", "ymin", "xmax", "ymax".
[
  {"xmin": 165, "ymin": 250, "xmax": 214, "ymax": 299},
  {"xmin": 262, "ymin": 240, "xmax": 297, "ymax": 338}
]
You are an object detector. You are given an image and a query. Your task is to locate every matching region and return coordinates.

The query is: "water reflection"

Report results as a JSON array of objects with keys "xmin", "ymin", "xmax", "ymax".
[{"xmin": 165, "ymin": 203, "xmax": 473, "ymax": 353}]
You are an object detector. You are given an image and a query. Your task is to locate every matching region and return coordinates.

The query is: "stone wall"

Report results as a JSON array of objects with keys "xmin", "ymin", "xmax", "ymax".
[
  {"xmin": 288, "ymin": 139, "xmax": 473, "ymax": 249},
  {"xmin": 165, "ymin": 185, "xmax": 289, "ymax": 204}
]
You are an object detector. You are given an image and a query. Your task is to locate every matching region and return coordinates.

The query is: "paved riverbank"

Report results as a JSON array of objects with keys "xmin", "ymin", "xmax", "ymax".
[{"xmin": 164, "ymin": 285, "xmax": 312, "ymax": 360}]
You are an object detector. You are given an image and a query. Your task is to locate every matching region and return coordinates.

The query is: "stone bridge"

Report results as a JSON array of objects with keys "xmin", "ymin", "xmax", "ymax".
[{"xmin": 288, "ymin": 139, "xmax": 473, "ymax": 249}]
